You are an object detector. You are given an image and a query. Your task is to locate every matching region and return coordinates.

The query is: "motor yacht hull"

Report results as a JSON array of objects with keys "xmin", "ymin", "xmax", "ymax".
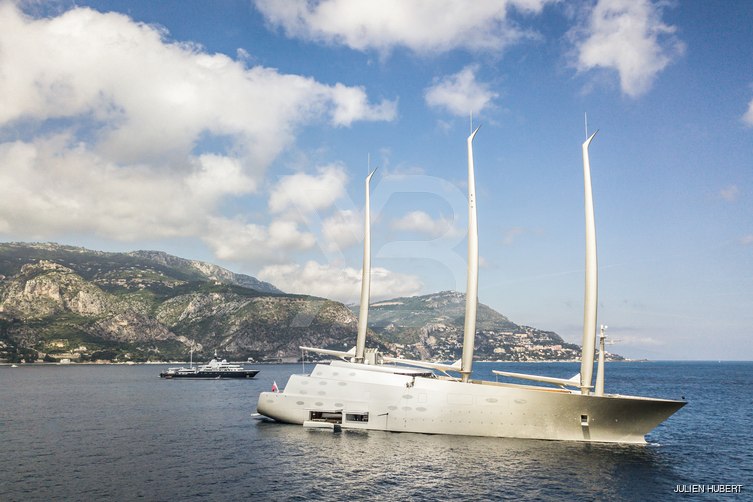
[
  {"xmin": 160, "ymin": 369, "xmax": 259, "ymax": 379},
  {"xmin": 257, "ymin": 361, "xmax": 684, "ymax": 444}
]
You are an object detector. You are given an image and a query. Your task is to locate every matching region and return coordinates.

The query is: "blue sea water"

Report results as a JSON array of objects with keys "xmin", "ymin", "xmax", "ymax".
[{"xmin": 1, "ymin": 361, "xmax": 751, "ymax": 501}]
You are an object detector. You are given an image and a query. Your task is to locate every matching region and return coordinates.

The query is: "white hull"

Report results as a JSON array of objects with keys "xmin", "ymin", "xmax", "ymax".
[{"xmin": 257, "ymin": 361, "xmax": 684, "ymax": 444}]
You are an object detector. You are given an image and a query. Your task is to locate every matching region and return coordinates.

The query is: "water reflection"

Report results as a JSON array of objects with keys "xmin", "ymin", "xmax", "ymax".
[{"xmin": 253, "ymin": 421, "xmax": 680, "ymax": 500}]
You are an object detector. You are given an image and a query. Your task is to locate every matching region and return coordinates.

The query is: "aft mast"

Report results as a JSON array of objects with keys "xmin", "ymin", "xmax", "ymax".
[
  {"xmin": 595, "ymin": 324, "xmax": 607, "ymax": 395},
  {"xmin": 580, "ymin": 129, "xmax": 598, "ymax": 394},
  {"xmin": 460, "ymin": 126, "xmax": 481, "ymax": 383},
  {"xmin": 355, "ymin": 168, "xmax": 377, "ymax": 363}
]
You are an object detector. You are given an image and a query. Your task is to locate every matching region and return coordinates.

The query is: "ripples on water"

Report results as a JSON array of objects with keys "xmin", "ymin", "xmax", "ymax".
[{"xmin": 1, "ymin": 362, "xmax": 751, "ymax": 501}]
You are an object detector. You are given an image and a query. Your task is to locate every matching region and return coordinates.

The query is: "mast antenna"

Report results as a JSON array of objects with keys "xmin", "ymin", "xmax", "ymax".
[{"xmin": 585, "ymin": 112, "xmax": 589, "ymax": 139}]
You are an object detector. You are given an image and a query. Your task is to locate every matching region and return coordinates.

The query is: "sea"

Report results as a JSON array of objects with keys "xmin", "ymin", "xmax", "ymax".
[{"xmin": 1, "ymin": 361, "xmax": 751, "ymax": 501}]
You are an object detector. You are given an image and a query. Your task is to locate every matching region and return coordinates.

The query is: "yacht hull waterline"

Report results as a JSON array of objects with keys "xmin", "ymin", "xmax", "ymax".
[{"xmin": 257, "ymin": 361, "xmax": 684, "ymax": 444}]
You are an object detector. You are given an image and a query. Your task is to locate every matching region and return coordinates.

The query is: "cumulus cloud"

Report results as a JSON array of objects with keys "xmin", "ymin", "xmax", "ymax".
[
  {"xmin": 392, "ymin": 211, "xmax": 460, "ymax": 239},
  {"xmin": 322, "ymin": 210, "xmax": 363, "ymax": 252},
  {"xmin": 254, "ymin": 0, "xmax": 553, "ymax": 54},
  {"xmin": 202, "ymin": 217, "xmax": 316, "ymax": 262},
  {"xmin": 0, "ymin": 3, "xmax": 393, "ymax": 241},
  {"xmin": 571, "ymin": 0, "xmax": 684, "ymax": 98},
  {"xmin": 258, "ymin": 261, "xmax": 422, "ymax": 303},
  {"xmin": 425, "ymin": 66, "xmax": 498, "ymax": 116},
  {"xmin": 186, "ymin": 154, "xmax": 257, "ymax": 200},
  {"xmin": 741, "ymin": 235, "xmax": 753, "ymax": 246},
  {"xmin": 0, "ymin": 136, "xmax": 236, "ymax": 240},
  {"xmin": 330, "ymin": 83, "xmax": 397, "ymax": 125},
  {"xmin": 269, "ymin": 164, "xmax": 349, "ymax": 216}
]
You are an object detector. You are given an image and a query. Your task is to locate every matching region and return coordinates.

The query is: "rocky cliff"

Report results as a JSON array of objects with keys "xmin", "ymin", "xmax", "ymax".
[{"xmin": 0, "ymin": 243, "xmax": 363, "ymax": 363}]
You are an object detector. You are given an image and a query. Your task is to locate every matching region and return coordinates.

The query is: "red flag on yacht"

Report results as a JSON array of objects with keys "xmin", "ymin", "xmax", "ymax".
[{"xmin": 272, "ymin": 381, "xmax": 279, "ymax": 393}]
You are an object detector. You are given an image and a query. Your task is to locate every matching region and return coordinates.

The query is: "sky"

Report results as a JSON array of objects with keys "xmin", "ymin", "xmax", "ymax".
[{"xmin": 0, "ymin": 0, "xmax": 751, "ymax": 360}]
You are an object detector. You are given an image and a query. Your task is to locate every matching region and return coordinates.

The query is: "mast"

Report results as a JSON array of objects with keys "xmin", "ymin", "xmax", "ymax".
[
  {"xmin": 460, "ymin": 126, "xmax": 481, "ymax": 383},
  {"xmin": 580, "ymin": 130, "xmax": 598, "ymax": 394},
  {"xmin": 355, "ymin": 168, "xmax": 377, "ymax": 363},
  {"xmin": 595, "ymin": 324, "xmax": 607, "ymax": 395}
]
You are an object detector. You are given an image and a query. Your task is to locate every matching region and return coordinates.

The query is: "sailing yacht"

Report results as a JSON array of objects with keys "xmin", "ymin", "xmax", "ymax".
[{"xmin": 256, "ymin": 128, "xmax": 685, "ymax": 444}]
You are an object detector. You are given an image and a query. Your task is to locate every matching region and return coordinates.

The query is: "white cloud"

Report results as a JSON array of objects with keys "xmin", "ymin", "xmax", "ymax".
[
  {"xmin": 744, "ymin": 97, "xmax": 753, "ymax": 126},
  {"xmin": 322, "ymin": 210, "xmax": 363, "ymax": 252},
  {"xmin": 203, "ymin": 219, "xmax": 268, "ymax": 261},
  {"xmin": 330, "ymin": 83, "xmax": 397, "ymax": 126},
  {"xmin": 269, "ymin": 164, "xmax": 349, "ymax": 215},
  {"xmin": 425, "ymin": 66, "xmax": 498, "ymax": 116},
  {"xmin": 0, "ymin": 4, "xmax": 393, "ymax": 242},
  {"xmin": 392, "ymin": 211, "xmax": 460, "ymax": 239},
  {"xmin": 719, "ymin": 185, "xmax": 740, "ymax": 203},
  {"xmin": 254, "ymin": 0, "xmax": 553, "ymax": 54},
  {"xmin": 0, "ymin": 3, "xmax": 395, "ymax": 158},
  {"xmin": 202, "ymin": 217, "xmax": 316, "ymax": 262},
  {"xmin": 741, "ymin": 235, "xmax": 753, "ymax": 246},
  {"xmin": 258, "ymin": 261, "xmax": 422, "ymax": 303},
  {"xmin": 186, "ymin": 154, "xmax": 257, "ymax": 200},
  {"xmin": 0, "ymin": 136, "xmax": 235, "ymax": 240},
  {"xmin": 571, "ymin": 0, "xmax": 684, "ymax": 98},
  {"xmin": 269, "ymin": 220, "xmax": 318, "ymax": 250}
]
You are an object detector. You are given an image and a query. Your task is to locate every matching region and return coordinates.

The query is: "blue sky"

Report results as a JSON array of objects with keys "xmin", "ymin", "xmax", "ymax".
[{"xmin": 1, "ymin": 0, "xmax": 751, "ymax": 360}]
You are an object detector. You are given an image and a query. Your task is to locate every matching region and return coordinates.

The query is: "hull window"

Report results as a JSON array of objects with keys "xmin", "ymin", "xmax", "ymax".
[
  {"xmin": 309, "ymin": 411, "xmax": 342, "ymax": 424},
  {"xmin": 345, "ymin": 413, "xmax": 369, "ymax": 423}
]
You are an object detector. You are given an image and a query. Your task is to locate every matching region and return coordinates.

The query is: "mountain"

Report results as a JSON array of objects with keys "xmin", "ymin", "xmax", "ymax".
[
  {"xmin": 0, "ymin": 243, "xmax": 615, "ymax": 364},
  {"xmin": 0, "ymin": 242, "xmax": 281, "ymax": 294},
  {"xmin": 125, "ymin": 250, "xmax": 282, "ymax": 294},
  {"xmin": 0, "ymin": 243, "xmax": 364, "ymax": 363},
  {"xmin": 359, "ymin": 291, "xmax": 613, "ymax": 362}
]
